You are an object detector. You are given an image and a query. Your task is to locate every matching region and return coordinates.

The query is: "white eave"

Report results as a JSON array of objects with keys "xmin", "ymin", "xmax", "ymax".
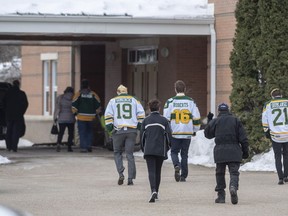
[{"xmin": 0, "ymin": 14, "xmax": 214, "ymax": 36}]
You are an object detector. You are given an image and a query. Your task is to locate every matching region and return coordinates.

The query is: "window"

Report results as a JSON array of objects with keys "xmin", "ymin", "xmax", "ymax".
[
  {"xmin": 128, "ymin": 48, "xmax": 158, "ymax": 64},
  {"xmin": 41, "ymin": 53, "xmax": 58, "ymax": 116}
]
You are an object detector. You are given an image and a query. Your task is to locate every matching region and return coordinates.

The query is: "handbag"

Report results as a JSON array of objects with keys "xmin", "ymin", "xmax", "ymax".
[{"xmin": 51, "ymin": 123, "xmax": 59, "ymax": 135}]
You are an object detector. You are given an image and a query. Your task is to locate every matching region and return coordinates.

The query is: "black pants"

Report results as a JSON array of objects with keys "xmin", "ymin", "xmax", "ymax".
[
  {"xmin": 272, "ymin": 141, "xmax": 288, "ymax": 179},
  {"xmin": 57, "ymin": 123, "xmax": 75, "ymax": 146},
  {"xmin": 145, "ymin": 155, "xmax": 164, "ymax": 193},
  {"xmin": 5, "ymin": 120, "xmax": 22, "ymax": 151},
  {"xmin": 215, "ymin": 162, "xmax": 240, "ymax": 192}
]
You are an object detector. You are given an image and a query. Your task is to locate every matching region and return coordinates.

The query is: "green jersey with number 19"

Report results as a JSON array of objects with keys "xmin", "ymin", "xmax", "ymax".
[
  {"xmin": 163, "ymin": 94, "xmax": 201, "ymax": 139},
  {"xmin": 104, "ymin": 94, "xmax": 145, "ymax": 131}
]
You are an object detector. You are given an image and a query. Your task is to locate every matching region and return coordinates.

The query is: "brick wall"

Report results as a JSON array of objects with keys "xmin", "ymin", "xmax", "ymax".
[
  {"xmin": 158, "ymin": 36, "xmax": 208, "ymax": 116},
  {"xmin": 209, "ymin": 0, "xmax": 238, "ymax": 107}
]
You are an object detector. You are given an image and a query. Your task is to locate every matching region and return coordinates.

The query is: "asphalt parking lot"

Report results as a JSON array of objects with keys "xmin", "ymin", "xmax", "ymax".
[{"xmin": 0, "ymin": 146, "xmax": 288, "ymax": 216}]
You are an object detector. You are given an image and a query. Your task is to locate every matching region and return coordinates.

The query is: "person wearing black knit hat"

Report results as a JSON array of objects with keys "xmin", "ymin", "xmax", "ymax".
[{"xmin": 204, "ymin": 102, "xmax": 249, "ymax": 205}]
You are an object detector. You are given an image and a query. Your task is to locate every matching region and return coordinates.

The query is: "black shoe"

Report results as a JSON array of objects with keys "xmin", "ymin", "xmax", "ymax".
[
  {"xmin": 149, "ymin": 192, "xmax": 157, "ymax": 203},
  {"xmin": 283, "ymin": 177, "xmax": 288, "ymax": 183},
  {"xmin": 127, "ymin": 179, "xmax": 134, "ymax": 185},
  {"xmin": 87, "ymin": 148, "xmax": 92, "ymax": 152},
  {"xmin": 215, "ymin": 191, "xmax": 225, "ymax": 203},
  {"xmin": 118, "ymin": 176, "xmax": 124, "ymax": 185},
  {"xmin": 278, "ymin": 179, "xmax": 284, "ymax": 185},
  {"xmin": 174, "ymin": 166, "xmax": 180, "ymax": 182},
  {"xmin": 180, "ymin": 177, "xmax": 186, "ymax": 182},
  {"xmin": 67, "ymin": 147, "xmax": 73, "ymax": 152},
  {"xmin": 230, "ymin": 186, "xmax": 238, "ymax": 205},
  {"xmin": 56, "ymin": 144, "xmax": 61, "ymax": 152},
  {"xmin": 80, "ymin": 149, "xmax": 88, "ymax": 153}
]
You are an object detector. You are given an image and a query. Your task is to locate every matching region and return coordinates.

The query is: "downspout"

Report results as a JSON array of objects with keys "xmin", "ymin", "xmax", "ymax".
[
  {"xmin": 210, "ymin": 23, "xmax": 216, "ymax": 115},
  {"xmin": 70, "ymin": 46, "xmax": 75, "ymax": 88}
]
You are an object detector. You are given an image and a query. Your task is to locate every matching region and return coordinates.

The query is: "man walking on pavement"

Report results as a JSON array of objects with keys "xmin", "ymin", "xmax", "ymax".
[
  {"xmin": 262, "ymin": 88, "xmax": 288, "ymax": 185},
  {"xmin": 72, "ymin": 79, "xmax": 101, "ymax": 152},
  {"xmin": 104, "ymin": 85, "xmax": 145, "ymax": 185},
  {"xmin": 163, "ymin": 80, "xmax": 201, "ymax": 182},
  {"xmin": 204, "ymin": 103, "xmax": 249, "ymax": 205}
]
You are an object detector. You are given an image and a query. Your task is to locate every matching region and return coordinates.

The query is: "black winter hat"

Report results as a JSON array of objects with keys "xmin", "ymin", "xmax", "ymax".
[
  {"xmin": 81, "ymin": 79, "xmax": 89, "ymax": 89},
  {"xmin": 218, "ymin": 103, "xmax": 229, "ymax": 111}
]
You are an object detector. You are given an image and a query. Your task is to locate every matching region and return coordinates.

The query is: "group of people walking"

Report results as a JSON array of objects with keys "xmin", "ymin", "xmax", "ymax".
[
  {"xmin": 5, "ymin": 77, "xmax": 286, "ymax": 205},
  {"xmin": 54, "ymin": 78, "xmax": 250, "ymax": 204},
  {"xmin": 104, "ymin": 80, "xmax": 250, "ymax": 205}
]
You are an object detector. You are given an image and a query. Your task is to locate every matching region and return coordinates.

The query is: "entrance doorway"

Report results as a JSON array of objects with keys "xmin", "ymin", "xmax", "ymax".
[{"xmin": 128, "ymin": 63, "xmax": 158, "ymax": 110}]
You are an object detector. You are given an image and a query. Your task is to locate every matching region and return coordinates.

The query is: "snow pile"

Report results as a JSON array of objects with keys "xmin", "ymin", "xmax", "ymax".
[
  {"xmin": 0, "ymin": 58, "xmax": 21, "ymax": 83},
  {"xmin": 0, "ymin": 0, "xmax": 213, "ymax": 18}
]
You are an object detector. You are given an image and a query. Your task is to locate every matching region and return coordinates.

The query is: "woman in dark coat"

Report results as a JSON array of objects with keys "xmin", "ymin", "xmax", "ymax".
[
  {"xmin": 4, "ymin": 80, "xmax": 28, "ymax": 152},
  {"xmin": 140, "ymin": 99, "xmax": 172, "ymax": 203},
  {"xmin": 204, "ymin": 103, "xmax": 249, "ymax": 205}
]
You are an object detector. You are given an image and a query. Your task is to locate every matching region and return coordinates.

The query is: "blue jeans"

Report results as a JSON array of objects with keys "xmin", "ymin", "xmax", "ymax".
[
  {"xmin": 170, "ymin": 138, "xmax": 191, "ymax": 178},
  {"xmin": 77, "ymin": 120, "xmax": 94, "ymax": 150}
]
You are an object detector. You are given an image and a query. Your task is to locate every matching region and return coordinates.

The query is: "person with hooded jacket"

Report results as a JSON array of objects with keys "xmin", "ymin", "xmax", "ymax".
[
  {"xmin": 72, "ymin": 79, "xmax": 101, "ymax": 152},
  {"xmin": 140, "ymin": 99, "xmax": 172, "ymax": 203},
  {"xmin": 204, "ymin": 103, "xmax": 249, "ymax": 205},
  {"xmin": 54, "ymin": 86, "xmax": 76, "ymax": 152}
]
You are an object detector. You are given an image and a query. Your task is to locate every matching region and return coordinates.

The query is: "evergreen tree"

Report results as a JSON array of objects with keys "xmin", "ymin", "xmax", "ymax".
[
  {"xmin": 257, "ymin": 0, "xmax": 288, "ymax": 94},
  {"xmin": 0, "ymin": 46, "xmax": 20, "ymax": 63},
  {"xmin": 231, "ymin": 0, "xmax": 288, "ymax": 155},
  {"xmin": 230, "ymin": 0, "xmax": 269, "ymax": 154}
]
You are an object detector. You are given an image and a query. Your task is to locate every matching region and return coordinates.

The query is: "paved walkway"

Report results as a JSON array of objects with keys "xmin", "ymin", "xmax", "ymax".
[{"xmin": 0, "ymin": 146, "xmax": 287, "ymax": 216}]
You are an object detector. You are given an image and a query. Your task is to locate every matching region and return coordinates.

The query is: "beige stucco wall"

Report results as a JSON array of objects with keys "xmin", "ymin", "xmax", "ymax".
[{"xmin": 21, "ymin": 46, "xmax": 72, "ymax": 115}]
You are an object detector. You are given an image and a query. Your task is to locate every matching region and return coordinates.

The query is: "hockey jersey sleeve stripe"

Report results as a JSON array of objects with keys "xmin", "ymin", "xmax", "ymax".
[
  {"xmin": 117, "ymin": 125, "xmax": 137, "ymax": 129},
  {"xmin": 105, "ymin": 119, "xmax": 113, "ymax": 124}
]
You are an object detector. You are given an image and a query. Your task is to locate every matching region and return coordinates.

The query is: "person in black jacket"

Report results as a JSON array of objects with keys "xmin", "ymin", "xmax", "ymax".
[
  {"xmin": 4, "ymin": 80, "xmax": 28, "ymax": 152},
  {"xmin": 140, "ymin": 99, "xmax": 172, "ymax": 203},
  {"xmin": 204, "ymin": 103, "xmax": 249, "ymax": 205}
]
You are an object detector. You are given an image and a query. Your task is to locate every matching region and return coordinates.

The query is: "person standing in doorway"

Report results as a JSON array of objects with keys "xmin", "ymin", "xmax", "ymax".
[
  {"xmin": 262, "ymin": 88, "xmax": 288, "ymax": 185},
  {"xmin": 141, "ymin": 99, "xmax": 172, "ymax": 203},
  {"xmin": 104, "ymin": 84, "xmax": 145, "ymax": 186},
  {"xmin": 72, "ymin": 79, "xmax": 101, "ymax": 153},
  {"xmin": 204, "ymin": 103, "xmax": 249, "ymax": 205},
  {"xmin": 54, "ymin": 86, "xmax": 76, "ymax": 152},
  {"xmin": 163, "ymin": 80, "xmax": 201, "ymax": 182},
  {"xmin": 4, "ymin": 80, "xmax": 28, "ymax": 152}
]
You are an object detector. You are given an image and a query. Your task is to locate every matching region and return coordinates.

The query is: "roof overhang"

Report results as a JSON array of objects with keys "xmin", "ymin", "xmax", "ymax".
[{"xmin": 0, "ymin": 14, "xmax": 214, "ymax": 45}]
